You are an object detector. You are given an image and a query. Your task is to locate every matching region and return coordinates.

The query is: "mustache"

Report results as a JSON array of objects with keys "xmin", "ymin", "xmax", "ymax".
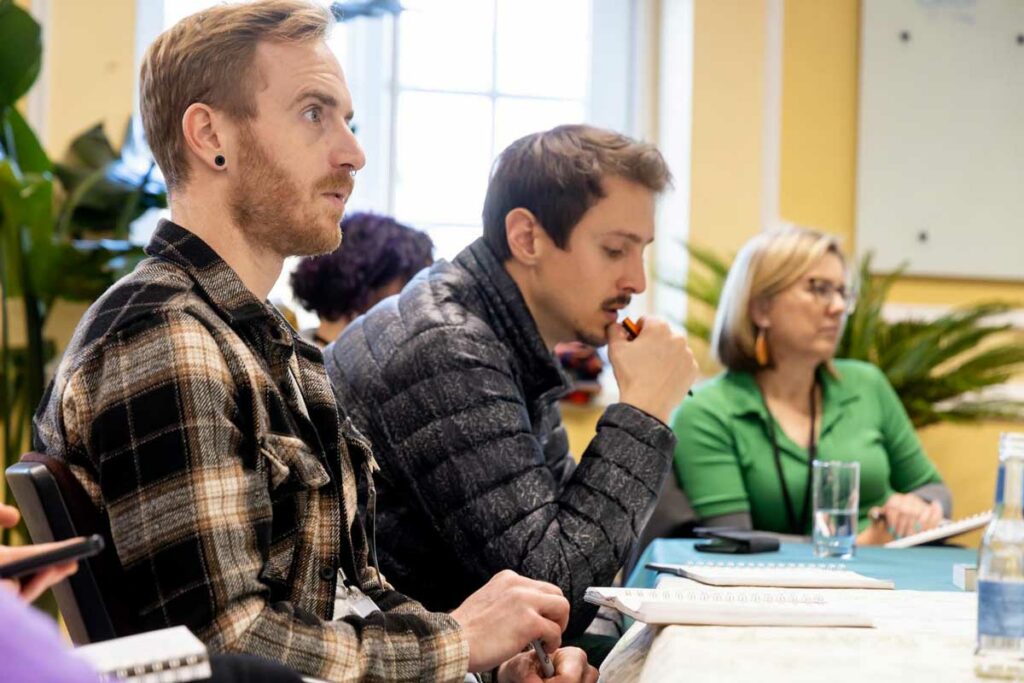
[
  {"xmin": 601, "ymin": 295, "xmax": 632, "ymax": 310},
  {"xmin": 314, "ymin": 172, "xmax": 355, "ymax": 196}
]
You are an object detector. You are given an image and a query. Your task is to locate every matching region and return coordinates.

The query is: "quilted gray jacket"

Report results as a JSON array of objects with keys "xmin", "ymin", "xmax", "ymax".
[{"xmin": 323, "ymin": 238, "xmax": 675, "ymax": 635}]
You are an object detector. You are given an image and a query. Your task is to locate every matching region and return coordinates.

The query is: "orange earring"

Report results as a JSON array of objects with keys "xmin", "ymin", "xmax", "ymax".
[{"xmin": 755, "ymin": 328, "xmax": 770, "ymax": 367}]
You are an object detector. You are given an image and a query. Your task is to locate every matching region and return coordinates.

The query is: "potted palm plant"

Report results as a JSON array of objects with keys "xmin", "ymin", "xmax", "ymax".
[{"xmin": 0, "ymin": 0, "xmax": 166, "ymax": 542}]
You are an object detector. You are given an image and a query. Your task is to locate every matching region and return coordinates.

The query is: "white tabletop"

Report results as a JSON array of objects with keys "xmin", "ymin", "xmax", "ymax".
[{"xmin": 600, "ymin": 576, "xmax": 981, "ymax": 682}]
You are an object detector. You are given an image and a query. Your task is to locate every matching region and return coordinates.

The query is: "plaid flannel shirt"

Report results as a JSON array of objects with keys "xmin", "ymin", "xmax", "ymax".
[{"xmin": 34, "ymin": 220, "xmax": 469, "ymax": 682}]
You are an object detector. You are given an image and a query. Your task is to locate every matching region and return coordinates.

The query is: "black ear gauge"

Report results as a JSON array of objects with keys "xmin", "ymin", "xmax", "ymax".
[{"xmin": 214, "ymin": 155, "xmax": 225, "ymax": 167}]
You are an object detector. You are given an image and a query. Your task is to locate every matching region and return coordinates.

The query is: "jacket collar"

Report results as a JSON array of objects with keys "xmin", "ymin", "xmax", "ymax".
[{"xmin": 454, "ymin": 238, "xmax": 570, "ymax": 402}]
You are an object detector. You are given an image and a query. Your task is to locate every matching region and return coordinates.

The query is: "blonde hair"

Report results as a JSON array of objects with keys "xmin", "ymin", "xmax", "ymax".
[
  {"xmin": 140, "ymin": 0, "xmax": 334, "ymax": 191},
  {"xmin": 712, "ymin": 225, "xmax": 845, "ymax": 372}
]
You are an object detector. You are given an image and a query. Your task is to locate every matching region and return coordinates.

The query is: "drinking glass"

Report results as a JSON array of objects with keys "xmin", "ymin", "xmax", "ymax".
[{"xmin": 812, "ymin": 460, "xmax": 860, "ymax": 559}]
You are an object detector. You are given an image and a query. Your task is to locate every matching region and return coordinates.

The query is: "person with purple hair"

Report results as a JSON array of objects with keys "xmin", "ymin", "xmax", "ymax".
[{"xmin": 291, "ymin": 212, "xmax": 433, "ymax": 347}]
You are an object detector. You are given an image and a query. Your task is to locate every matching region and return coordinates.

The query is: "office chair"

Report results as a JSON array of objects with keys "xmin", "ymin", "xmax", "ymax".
[{"xmin": 6, "ymin": 453, "xmax": 140, "ymax": 644}]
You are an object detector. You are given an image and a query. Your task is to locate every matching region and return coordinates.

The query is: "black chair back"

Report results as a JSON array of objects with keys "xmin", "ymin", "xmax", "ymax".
[{"xmin": 6, "ymin": 454, "xmax": 139, "ymax": 644}]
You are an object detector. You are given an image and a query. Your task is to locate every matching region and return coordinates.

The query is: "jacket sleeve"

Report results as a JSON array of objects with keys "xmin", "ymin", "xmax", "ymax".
[
  {"xmin": 347, "ymin": 325, "xmax": 676, "ymax": 636},
  {"xmin": 47, "ymin": 311, "xmax": 468, "ymax": 683}
]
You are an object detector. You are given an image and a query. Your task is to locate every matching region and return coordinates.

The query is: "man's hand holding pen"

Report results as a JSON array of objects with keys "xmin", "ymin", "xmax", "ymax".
[{"xmin": 608, "ymin": 315, "xmax": 699, "ymax": 424}]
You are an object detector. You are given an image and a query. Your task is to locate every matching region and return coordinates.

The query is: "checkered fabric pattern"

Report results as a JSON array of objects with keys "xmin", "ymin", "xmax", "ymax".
[{"xmin": 34, "ymin": 220, "xmax": 469, "ymax": 682}]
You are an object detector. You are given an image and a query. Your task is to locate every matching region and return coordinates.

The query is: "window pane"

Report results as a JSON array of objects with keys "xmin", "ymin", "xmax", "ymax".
[
  {"xmin": 398, "ymin": 0, "xmax": 495, "ymax": 92},
  {"xmin": 495, "ymin": 0, "xmax": 590, "ymax": 98},
  {"xmin": 493, "ymin": 97, "xmax": 586, "ymax": 155},
  {"xmin": 163, "ymin": 0, "xmax": 218, "ymax": 26},
  {"xmin": 394, "ymin": 92, "xmax": 493, "ymax": 226}
]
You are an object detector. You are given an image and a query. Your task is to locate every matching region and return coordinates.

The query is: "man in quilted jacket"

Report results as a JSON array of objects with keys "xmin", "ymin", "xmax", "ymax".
[{"xmin": 324, "ymin": 125, "xmax": 700, "ymax": 637}]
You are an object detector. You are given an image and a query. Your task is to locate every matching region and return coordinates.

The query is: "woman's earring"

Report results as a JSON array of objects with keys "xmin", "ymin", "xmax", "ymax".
[
  {"xmin": 755, "ymin": 328, "xmax": 771, "ymax": 367},
  {"xmin": 214, "ymin": 155, "xmax": 226, "ymax": 167}
]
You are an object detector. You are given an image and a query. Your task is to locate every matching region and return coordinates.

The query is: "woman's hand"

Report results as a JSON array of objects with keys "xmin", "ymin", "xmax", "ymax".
[{"xmin": 871, "ymin": 493, "xmax": 944, "ymax": 541}]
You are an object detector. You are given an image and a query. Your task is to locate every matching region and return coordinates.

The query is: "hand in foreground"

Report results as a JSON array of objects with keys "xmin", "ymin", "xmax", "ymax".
[
  {"xmin": 498, "ymin": 646, "xmax": 598, "ymax": 683},
  {"xmin": 0, "ymin": 503, "xmax": 78, "ymax": 602},
  {"xmin": 608, "ymin": 316, "xmax": 699, "ymax": 424},
  {"xmin": 451, "ymin": 570, "xmax": 570, "ymax": 673}
]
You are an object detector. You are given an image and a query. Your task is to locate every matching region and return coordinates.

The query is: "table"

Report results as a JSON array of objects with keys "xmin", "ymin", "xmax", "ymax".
[
  {"xmin": 601, "ymin": 540, "xmax": 985, "ymax": 682},
  {"xmin": 627, "ymin": 539, "xmax": 977, "ymax": 591}
]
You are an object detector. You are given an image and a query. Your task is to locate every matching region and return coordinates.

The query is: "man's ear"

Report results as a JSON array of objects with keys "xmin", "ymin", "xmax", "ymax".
[
  {"xmin": 505, "ymin": 208, "xmax": 543, "ymax": 266},
  {"xmin": 182, "ymin": 102, "xmax": 229, "ymax": 172}
]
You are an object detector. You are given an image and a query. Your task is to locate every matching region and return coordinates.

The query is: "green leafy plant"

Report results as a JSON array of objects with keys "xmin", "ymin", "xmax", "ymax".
[
  {"xmin": 0, "ymin": 0, "xmax": 165, "ymax": 531},
  {"xmin": 667, "ymin": 242, "xmax": 1024, "ymax": 429}
]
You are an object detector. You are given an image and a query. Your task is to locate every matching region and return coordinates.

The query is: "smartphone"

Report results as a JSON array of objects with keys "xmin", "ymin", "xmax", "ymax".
[{"xmin": 0, "ymin": 534, "xmax": 105, "ymax": 580}]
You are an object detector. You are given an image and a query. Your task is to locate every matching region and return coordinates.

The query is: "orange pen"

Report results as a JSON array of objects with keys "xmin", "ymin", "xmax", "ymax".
[
  {"xmin": 621, "ymin": 317, "xmax": 693, "ymax": 396},
  {"xmin": 622, "ymin": 316, "xmax": 642, "ymax": 340}
]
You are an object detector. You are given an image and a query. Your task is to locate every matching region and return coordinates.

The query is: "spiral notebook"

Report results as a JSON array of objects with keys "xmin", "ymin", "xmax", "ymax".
[
  {"xmin": 584, "ymin": 587, "xmax": 874, "ymax": 627},
  {"xmin": 72, "ymin": 626, "xmax": 211, "ymax": 682},
  {"xmin": 646, "ymin": 561, "xmax": 895, "ymax": 590}
]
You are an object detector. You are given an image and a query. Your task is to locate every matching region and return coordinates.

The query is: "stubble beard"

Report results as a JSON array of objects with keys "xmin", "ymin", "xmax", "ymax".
[{"xmin": 228, "ymin": 126, "xmax": 354, "ymax": 258}]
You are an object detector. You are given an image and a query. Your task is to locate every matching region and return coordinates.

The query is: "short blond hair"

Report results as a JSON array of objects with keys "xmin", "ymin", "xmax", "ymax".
[
  {"xmin": 140, "ymin": 0, "xmax": 334, "ymax": 191},
  {"xmin": 712, "ymin": 225, "xmax": 845, "ymax": 372}
]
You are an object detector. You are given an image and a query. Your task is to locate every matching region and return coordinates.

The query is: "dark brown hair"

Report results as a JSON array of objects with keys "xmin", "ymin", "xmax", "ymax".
[{"xmin": 482, "ymin": 124, "xmax": 672, "ymax": 260}]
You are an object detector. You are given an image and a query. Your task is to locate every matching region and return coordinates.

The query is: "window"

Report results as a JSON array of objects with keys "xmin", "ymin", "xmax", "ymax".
[
  {"xmin": 341, "ymin": 0, "xmax": 635, "ymax": 260},
  {"xmin": 137, "ymin": 0, "xmax": 638, "ymax": 321}
]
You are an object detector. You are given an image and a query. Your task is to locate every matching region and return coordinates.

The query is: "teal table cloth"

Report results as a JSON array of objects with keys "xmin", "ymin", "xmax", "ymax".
[{"xmin": 628, "ymin": 539, "xmax": 977, "ymax": 592}]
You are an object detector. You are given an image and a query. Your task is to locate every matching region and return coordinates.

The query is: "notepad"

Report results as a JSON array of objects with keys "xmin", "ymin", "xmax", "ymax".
[
  {"xmin": 72, "ymin": 626, "xmax": 211, "ymax": 682},
  {"xmin": 883, "ymin": 510, "xmax": 992, "ymax": 548},
  {"xmin": 584, "ymin": 587, "xmax": 874, "ymax": 627},
  {"xmin": 646, "ymin": 561, "xmax": 895, "ymax": 590}
]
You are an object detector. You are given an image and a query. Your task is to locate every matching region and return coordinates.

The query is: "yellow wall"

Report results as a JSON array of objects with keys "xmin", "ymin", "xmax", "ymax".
[
  {"xmin": 19, "ymin": 0, "xmax": 137, "ymax": 159},
  {"xmin": 687, "ymin": 0, "xmax": 767, "ymax": 257}
]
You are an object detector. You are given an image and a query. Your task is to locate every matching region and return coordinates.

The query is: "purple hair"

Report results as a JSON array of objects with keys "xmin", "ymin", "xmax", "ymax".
[{"xmin": 290, "ymin": 212, "xmax": 433, "ymax": 321}]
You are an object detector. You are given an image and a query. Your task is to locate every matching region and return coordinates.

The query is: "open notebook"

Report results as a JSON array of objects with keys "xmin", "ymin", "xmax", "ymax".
[
  {"xmin": 646, "ymin": 561, "xmax": 895, "ymax": 589},
  {"xmin": 883, "ymin": 510, "xmax": 992, "ymax": 548},
  {"xmin": 584, "ymin": 587, "xmax": 874, "ymax": 627},
  {"xmin": 72, "ymin": 626, "xmax": 211, "ymax": 682}
]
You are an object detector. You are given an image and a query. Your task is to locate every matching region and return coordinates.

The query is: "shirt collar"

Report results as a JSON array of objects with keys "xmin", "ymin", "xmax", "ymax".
[
  {"xmin": 725, "ymin": 364, "xmax": 861, "ymax": 433},
  {"xmin": 144, "ymin": 220, "xmax": 302, "ymax": 352}
]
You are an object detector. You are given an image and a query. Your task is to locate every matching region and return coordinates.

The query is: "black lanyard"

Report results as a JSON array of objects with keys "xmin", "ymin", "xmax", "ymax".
[{"xmin": 762, "ymin": 382, "xmax": 818, "ymax": 535}]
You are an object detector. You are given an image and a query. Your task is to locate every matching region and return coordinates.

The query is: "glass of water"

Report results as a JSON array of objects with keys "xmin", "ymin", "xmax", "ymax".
[{"xmin": 812, "ymin": 460, "xmax": 860, "ymax": 559}]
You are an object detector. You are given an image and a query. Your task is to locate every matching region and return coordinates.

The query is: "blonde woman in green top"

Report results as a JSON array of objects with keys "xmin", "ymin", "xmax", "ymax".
[{"xmin": 672, "ymin": 227, "xmax": 951, "ymax": 544}]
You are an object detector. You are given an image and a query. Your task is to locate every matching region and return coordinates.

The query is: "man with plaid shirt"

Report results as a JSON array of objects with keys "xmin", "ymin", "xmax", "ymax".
[{"xmin": 33, "ymin": 2, "xmax": 595, "ymax": 681}]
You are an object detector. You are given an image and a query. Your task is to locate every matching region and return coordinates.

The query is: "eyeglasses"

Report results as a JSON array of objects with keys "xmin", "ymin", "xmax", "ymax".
[{"xmin": 806, "ymin": 278, "xmax": 857, "ymax": 312}]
